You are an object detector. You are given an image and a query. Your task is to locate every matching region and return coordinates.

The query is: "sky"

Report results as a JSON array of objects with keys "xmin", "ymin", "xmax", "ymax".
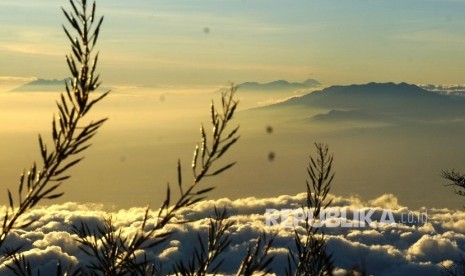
[{"xmin": 1, "ymin": 0, "xmax": 465, "ymax": 86}]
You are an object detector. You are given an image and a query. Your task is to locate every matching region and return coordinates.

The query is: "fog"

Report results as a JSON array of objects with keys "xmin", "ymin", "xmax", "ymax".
[{"xmin": 1, "ymin": 85, "xmax": 464, "ymax": 210}]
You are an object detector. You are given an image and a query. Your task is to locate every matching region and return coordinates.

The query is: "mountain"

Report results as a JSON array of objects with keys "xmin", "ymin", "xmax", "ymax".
[
  {"xmin": 10, "ymin": 78, "xmax": 109, "ymax": 92},
  {"xmin": 10, "ymin": 78, "xmax": 70, "ymax": 92},
  {"xmin": 237, "ymin": 79, "xmax": 320, "ymax": 92},
  {"xmin": 266, "ymin": 82, "xmax": 465, "ymax": 122}
]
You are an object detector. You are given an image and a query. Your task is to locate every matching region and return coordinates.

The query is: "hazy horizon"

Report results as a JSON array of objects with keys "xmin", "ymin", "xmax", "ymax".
[{"xmin": 1, "ymin": 80, "xmax": 465, "ymax": 211}]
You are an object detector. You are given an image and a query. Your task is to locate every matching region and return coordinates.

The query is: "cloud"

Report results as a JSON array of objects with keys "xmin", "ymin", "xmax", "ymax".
[
  {"xmin": 0, "ymin": 76, "xmax": 37, "ymax": 92},
  {"xmin": 368, "ymin": 194, "xmax": 402, "ymax": 209},
  {"xmin": 18, "ymin": 246, "xmax": 77, "ymax": 275},
  {"xmin": 0, "ymin": 193, "xmax": 464, "ymax": 275},
  {"xmin": 407, "ymin": 235, "xmax": 462, "ymax": 263},
  {"xmin": 0, "ymin": 43, "xmax": 63, "ymax": 57},
  {"xmin": 419, "ymin": 84, "xmax": 465, "ymax": 98},
  {"xmin": 0, "ymin": 76, "xmax": 36, "ymax": 83}
]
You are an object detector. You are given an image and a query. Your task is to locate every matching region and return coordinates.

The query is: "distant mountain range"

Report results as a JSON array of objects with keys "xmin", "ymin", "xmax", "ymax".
[
  {"xmin": 10, "ymin": 78, "xmax": 70, "ymax": 92},
  {"xmin": 264, "ymin": 82, "xmax": 465, "ymax": 123},
  {"xmin": 237, "ymin": 79, "xmax": 320, "ymax": 92},
  {"xmin": 10, "ymin": 78, "xmax": 109, "ymax": 92}
]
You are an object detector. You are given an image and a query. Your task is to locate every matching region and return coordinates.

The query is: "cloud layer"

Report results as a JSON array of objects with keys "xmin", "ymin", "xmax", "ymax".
[{"xmin": 0, "ymin": 193, "xmax": 464, "ymax": 275}]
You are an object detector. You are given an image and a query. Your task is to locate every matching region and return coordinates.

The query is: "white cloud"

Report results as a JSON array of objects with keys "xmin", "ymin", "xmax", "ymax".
[
  {"xmin": 0, "ymin": 43, "xmax": 64, "ymax": 57},
  {"xmin": 407, "ymin": 235, "xmax": 462, "ymax": 263},
  {"xmin": 0, "ymin": 193, "xmax": 464, "ymax": 275},
  {"xmin": 0, "ymin": 76, "xmax": 36, "ymax": 83},
  {"xmin": 368, "ymin": 194, "xmax": 402, "ymax": 209},
  {"xmin": 0, "ymin": 76, "xmax": 36, "ymax": 91}
]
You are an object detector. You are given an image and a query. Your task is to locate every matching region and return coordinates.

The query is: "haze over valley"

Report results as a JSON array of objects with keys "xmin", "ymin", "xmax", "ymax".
[{"xmin": 1, "ymin": 78, "xmax": 465, "ymax": 210}]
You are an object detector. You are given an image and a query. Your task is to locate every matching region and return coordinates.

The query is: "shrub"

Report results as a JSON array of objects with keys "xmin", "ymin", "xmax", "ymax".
[{"xmin": 1, "ymin": 0, "xmax": 108, "ymax": 262}]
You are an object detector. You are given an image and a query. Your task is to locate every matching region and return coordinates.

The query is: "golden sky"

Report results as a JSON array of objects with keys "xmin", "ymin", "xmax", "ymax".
[{"xmin": 1, "ymin": 0, "xmax": 465, "ymax": 86}]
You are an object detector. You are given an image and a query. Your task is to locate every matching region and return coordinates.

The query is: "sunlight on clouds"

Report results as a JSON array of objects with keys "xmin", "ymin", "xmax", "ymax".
[
  {"xmin": 0, "ymin": 76, "xmax": 36, "ymax": 83},
  {"xmin": 0, "ymin": 76, "xmax": 36, "ymax": 92},
  {"xmin": 368, "ymin": 194, "xmax": 401, "ymax": 209},
  {"xmin": 407, "ymin": 235, "xmax": 462, "ymax": 262},
  {"xmin": 0, "ymin": 193, "xmax": 464, "ymax": 274}
]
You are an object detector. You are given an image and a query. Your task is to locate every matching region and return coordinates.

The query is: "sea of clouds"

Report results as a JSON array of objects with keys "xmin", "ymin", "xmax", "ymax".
[
  {"xmin": 1, "ymin": 193, "xmax": 464, "ymax": 275},
  {"xmin": 420, "ymin": 84, "xmax": 465, "ymax": 97}
]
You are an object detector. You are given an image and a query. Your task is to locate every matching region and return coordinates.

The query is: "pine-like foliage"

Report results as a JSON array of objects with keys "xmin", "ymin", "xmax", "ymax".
[
  {"xmin": 286, "ymin": 143, "xmax": 335, "ymax": 276},
  {"xmin": 0, "ymin": 0, "xmax": 108, "ymax": 260}
]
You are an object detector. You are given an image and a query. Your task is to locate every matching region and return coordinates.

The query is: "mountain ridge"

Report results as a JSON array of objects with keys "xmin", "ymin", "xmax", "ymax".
[
  {"xmin": 10, "ymin": 78, "xmax": 71, "ymax": 92},
  {"xmin": 260, "ymin": 82, "xmax": 465, "ymax": 122},
  {"xmin": 237, "ymin": 78, "xmax": 320, "ymax": 92},
  {"xmin": 9, "ymin": 77, "xmax": 111, "ymax": 92}
]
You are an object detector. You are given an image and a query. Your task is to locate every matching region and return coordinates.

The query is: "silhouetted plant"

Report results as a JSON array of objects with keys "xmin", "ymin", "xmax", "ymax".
[
  {"xmin": 173, "ymin": 207, "xmax": 233, "ymax": 276},
  {"xmin": 72, "ymin": 85, "xmax": 240, "ymax": 275},
  {"xmin": 174, "ymin": 209, "xmax": 275, "ymax": 276},
  {"xmin": 442, "ymin": 255, "xmax": 465, "ymax": 276},
  {"xmin": 0, "ymin": 0, "xmax": 108, "ymax": 266},
  {"xmin": 4, "ymin": 253, "xmax": 32, "ymax": 276},
  {"xmin": 286, "ymin": 143, "xmax": 334, "ymax": 276},
  {"xmin": 343, "ymin": 261, "xmax": 367, "ymax": 276},
  {"xmin": 71, "ymin": 214, "xmax": 164, "ymax": 275},
  {"xmin": 442, "ymin": 170, "xmax": 465, "ymax": 197},
  {"xmin": 5, "ymin": 255, "xmax": 80, "ymax": 276},
  {"xmin": 442, "ymin": 170, "xmax": 465, "ymax": 275},
  {"xmin": 236, "ymin": 232, "xmax": 275, "ymax": 276}
]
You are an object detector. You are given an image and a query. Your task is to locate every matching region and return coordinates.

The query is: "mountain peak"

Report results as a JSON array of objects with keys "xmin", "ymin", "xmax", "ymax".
[
  {"xmin": 268, "ymin": 80, "xmax": 291, "ymax": 86},
  {"xmin": 10, "ymin": 78, "xmax": 69, "ymax": 92},
  {"xmin": 318, "ymin": 82, "xmax": 427, "ymax": 96},
  {"xmin": 302, "ymin": 79, "xmax": 321, "ymax": 86},
  {"xmin": 270, "ymin": 81, "xmax": 464, "ymax": 114},
  {"xmin": 10, "ymin": 77, "xmax": 109, "ymax": 92},
  {"xmin": 236, "ymin": 78, "xmax": 320, "ymax": 92}
]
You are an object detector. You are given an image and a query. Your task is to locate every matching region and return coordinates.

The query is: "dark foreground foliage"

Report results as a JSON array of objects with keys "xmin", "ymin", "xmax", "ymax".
[
  {"xmin": 1, "ymin": 0, "xmax": 108, "ymax": 267},
  {"xmin": 442, "ymin": 170, "xmax": 465, "ymax": 275}
]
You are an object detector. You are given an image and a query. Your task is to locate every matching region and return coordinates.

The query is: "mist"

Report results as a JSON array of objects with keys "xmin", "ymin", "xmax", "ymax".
[{"xmin": 1, "ymin": 83, "xmax": 464, "ymax": 210}]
